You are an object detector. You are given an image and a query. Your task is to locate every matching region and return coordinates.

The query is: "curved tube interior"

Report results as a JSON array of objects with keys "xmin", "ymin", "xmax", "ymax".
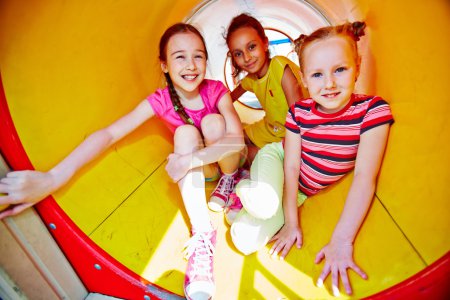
[{"xmin": 0, "ymin": 0, "xmax": 449, "ymax": 298}]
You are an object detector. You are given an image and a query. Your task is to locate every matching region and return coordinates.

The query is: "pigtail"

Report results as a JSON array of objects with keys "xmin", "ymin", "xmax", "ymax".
[
  {"xmin": 294, "ymin": 34, "xmax": 307, "ymax": 55},
  {"xmin": 295, "ymin": 21, "xmax": 366, "ymax": 73},
  {"xmin": 350, "ymin": 21, "xmax": 366, "ymax": 41},
  {"xmin": 164, "ymin": 73, "xmax": 195, "ymax": 126}
]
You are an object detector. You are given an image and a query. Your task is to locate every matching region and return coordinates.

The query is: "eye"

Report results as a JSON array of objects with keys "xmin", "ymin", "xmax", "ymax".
[
  {"xmin": 248, "ymin": 43, "xmax": 256, "ymax": 51},
  {"xmin": 233, "ymin": 51, "xmax": 242, "ymax": 58},
  {"xmin": 175, "ymin": 55, "xmax": 185, "ymax": 60},
  {"xmin": 311, "ymin": 72, "xmax": 322, "ymax": 78},
  {"xmin": 335, "ymin": 67, "xmax": 347, "ymax": 73},
  {"xmin": 195, "ymin": 54, "xmax": 205, "ymax": 59}
]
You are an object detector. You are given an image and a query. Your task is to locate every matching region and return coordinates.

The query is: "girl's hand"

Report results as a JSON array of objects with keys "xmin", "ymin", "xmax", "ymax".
[
  {"xmin": 315, "ymin": 241, "xmax": 367, "ymax": 296},
  {"xmin": 165, "ymin": 153, "xmax": 189, "ymax": 182},
  {"xmin": 268, "ymin": 223, "xmax": 303, "ymax": 260},
  {"xmin": 0, "ymin": 171, "xmax": 56, "ymax": 219}
]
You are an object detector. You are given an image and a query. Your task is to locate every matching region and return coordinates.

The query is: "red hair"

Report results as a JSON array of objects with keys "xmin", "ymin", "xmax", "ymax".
[{"xmin": 294, "ymin": 21, "xmax": 366, "ymax": 73}]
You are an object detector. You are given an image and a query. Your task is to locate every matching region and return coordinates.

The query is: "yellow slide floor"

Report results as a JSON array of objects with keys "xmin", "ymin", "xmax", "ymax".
[{"xmin": 1, "ymin": 0, "xmax": 449, "ymax": 299}]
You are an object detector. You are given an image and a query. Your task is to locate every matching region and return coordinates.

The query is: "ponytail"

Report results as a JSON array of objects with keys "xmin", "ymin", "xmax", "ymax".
[{"xmin": 293, "ymin": 34, "xmax": 308, "ymax": 55}]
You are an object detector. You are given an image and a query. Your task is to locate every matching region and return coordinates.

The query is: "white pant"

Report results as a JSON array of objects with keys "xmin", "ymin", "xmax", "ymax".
[{"xmin": 231, "ymin": 142, "xmax": 307, "ymax": 255}]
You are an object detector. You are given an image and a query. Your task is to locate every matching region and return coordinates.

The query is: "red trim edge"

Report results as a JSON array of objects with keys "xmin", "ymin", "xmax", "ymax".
[{"xmin": 365, "ymin": 252, "xmax": 450, "ymax": 300}]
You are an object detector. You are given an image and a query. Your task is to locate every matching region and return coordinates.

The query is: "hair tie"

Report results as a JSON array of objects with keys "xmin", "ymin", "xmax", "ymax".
[
  {"xmin": 294, "ymin": 34, "xmax": 307, "ymax": 54},
  {"xmin": 351, "ymin": 21, "xmax": 366, "ymax": 41}
]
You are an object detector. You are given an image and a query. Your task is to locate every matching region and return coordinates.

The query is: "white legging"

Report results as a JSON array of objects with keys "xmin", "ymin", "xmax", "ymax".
[{"xmin": 230, "ymin": 142, "xmax": 306, "ymax": 255}]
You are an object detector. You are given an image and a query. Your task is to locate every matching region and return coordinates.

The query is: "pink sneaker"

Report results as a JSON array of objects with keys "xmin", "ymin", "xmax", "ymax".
[
  {"xmin": 183, "ymin": 229, "xmax": 216, "ymax": 300},
  {"xmin": 208, "ymin": 172, "xmax": 238, "ymax": 212},
  {"xmin": 224, "ymin": 192, "xmax": 243, "ymax": 225}
]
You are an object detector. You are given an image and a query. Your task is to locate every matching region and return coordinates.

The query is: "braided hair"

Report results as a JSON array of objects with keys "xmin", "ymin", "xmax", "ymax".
[
  {"xmin": 164, "ymin": 73, "xmax": 194, "ymax": 126},
  {"xmin": 294, "ymin": 21, "xmax": 366, "ymax": 74},
  {"xmin": 159, "ymin": 23, "xmax": 208, "ymax": 127}
]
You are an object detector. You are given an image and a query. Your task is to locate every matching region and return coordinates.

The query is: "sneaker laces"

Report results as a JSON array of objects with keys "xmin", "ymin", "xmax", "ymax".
[
  {"xmin": 183, "ymin": 232, "xmax": 215, "ymax": 279},
  {"xmin": 213, "ymin": 174, "xmax": 235, "ymax": 196}
]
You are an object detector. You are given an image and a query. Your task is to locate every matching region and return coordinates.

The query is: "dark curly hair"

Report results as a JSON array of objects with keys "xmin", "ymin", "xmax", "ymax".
[{"xmin": 224, "ymin": 13, "xmax": 269, "ymax": 77}]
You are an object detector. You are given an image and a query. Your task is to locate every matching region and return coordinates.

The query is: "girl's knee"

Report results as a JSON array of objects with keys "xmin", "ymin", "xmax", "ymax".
[
  {"xmin": 201, "ymin": 114, "xmax": 225, "ymax": 143},
  {"xmin": 173, "ymin": 125, "xmax": 202, "ymax": 153},
  {"xmin": 174, "ymin": 124, "xmax": 200, "ymax": 139}
]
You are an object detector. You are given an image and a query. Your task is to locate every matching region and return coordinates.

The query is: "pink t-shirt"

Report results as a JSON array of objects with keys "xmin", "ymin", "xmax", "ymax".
[{"xmin": 147, "ymin": 79, "xmax": 228, "ymax": 133}]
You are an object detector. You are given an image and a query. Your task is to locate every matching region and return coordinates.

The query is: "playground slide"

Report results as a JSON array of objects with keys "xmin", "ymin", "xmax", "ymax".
[{"xmin": 0, "ymin": 0, "xmax": 449, "ymax": 299}]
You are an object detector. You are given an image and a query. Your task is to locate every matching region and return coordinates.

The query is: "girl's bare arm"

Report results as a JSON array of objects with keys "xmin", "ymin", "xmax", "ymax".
[
  {"xmin": 0, "ymin": 99, "xmax": 155, "ymax": 218},
  {"xmin": 315, "ymin": 123, "xmax": 391, "ymax": 295}
]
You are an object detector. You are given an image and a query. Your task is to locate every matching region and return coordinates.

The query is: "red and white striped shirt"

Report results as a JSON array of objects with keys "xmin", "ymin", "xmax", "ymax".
[{"xmin": 285, "ymin": 94, "xmax": 394, "ymax": 196}]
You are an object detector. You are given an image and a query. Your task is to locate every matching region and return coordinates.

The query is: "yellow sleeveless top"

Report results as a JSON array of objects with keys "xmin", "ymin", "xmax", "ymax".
[{"xmin": 241, "ymin": 55, "xmax": 303, "ymax": 139}]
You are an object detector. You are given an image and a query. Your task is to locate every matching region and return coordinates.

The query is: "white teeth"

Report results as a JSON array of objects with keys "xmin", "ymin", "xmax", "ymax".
[{"xmin": 183, "ymin": 75, "xmax": 197, "ymax": 80}]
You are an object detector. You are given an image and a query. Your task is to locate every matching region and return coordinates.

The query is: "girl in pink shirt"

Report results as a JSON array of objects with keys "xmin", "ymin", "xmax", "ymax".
[{"xmin": 0, "ymin": 23, "xmax": 245, "ymax": 300}]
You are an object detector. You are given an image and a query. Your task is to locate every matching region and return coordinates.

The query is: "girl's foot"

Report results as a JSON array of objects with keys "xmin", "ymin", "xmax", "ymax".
[
  {"xmin": 183, "ymin": 229, "xmax": 216, "ymax": 300},
  {"xmin": 208, "ymin": 172, "xmax": 238, "ymax": 212},
  {"xmin": 224, "ymin": 192, "xmax": 243, "ymax": 225},
  {"xmin": 208, "ymin": 168, "xmax": 249, "ymax": 212}
]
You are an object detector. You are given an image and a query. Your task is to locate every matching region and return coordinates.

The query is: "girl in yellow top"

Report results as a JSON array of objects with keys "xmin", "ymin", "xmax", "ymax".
[{"xmin": 225, "ymin": 13, "xmax": 307, "ymax": 161}]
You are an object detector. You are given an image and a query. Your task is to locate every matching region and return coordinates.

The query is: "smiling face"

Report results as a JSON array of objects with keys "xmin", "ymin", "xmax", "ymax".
[
  {"xmin": 161, "ymin": 32, "xmax": 207, "ymax": 99},
  {"xmin": 301, "ymin": 35, "xmax": 360, "ymax": 114},
  {"xmin": 228, "ymin": 26, "xmax": 269, "ymax": 78}
]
